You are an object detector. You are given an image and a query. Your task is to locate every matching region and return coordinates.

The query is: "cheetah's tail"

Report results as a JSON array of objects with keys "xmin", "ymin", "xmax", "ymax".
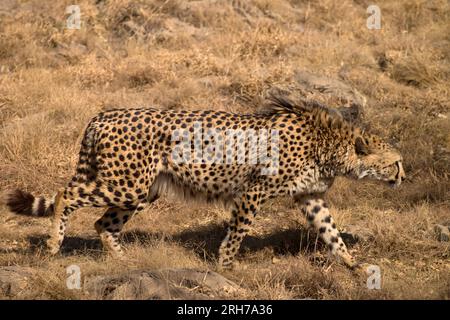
[{"xmin": 5, "ymin": 190, "xmax": 55, "ymax": 217}]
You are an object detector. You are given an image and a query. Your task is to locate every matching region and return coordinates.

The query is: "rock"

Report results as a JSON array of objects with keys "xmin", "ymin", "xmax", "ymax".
[
  {"xmin": 84, "ymin": 268, "xmax": 241, "ymax": 300},
  {"xmin": 434, "ymin": 224, "xmax": 450, "ymax": 242},
  {"xmin": 0, "ymin": 266, "xmax": 34, "ymax": 297},
  {"xmin": 48, "ymin": 42, "xmax": 89, "ymax": 67},
  {"xmin": 293, "ymin": 70, "xmax": 367, "ymax": 121},
  {"xmin": 0, "ymin": 266, "xmax": 242, "ymax": 299},
  {"xmin": 0, "ymin": 0, "xmax": 18, "ymax": 16},
  {"xmin": 255, "ymin": 71, "xmax": 366, "ymax": 124},
  {"xmin": 272, "ymin": 257, "xmax": 281, "ymax": 264},
  {"xmin": 164, "ymin": 268, "xmax": 240, "ymax": 294},
  {"xmin": 294, "ymin": 71, "xmax": 366, "ymax": 105},
  {"xmin": 85, "ymin": 272, "xmax": 207, "ymax": 300}
]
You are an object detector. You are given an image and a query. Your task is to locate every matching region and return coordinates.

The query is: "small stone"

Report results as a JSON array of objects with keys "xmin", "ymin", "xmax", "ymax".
[{"xmin": 434, "ymin": 224, "xmax": 450, "ymax": 242}]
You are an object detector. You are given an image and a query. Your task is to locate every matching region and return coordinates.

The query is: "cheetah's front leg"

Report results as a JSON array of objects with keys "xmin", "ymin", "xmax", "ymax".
[{"xmin": 299, "ymin": 197, "xmax": 357, "ymax": 268}]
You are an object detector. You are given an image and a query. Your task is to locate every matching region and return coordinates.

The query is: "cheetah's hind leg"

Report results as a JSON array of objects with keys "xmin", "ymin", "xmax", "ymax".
[
  {"xmin": 46, "ymin": 180, "xmax": 148, "ymax": 256},
  {"xmin": 94, "ymin": 202, "xmax": 149, "ymax": 257},
  {"xmin": 218, "ymin": 187, "xmax": 267, "ymax": 270}
]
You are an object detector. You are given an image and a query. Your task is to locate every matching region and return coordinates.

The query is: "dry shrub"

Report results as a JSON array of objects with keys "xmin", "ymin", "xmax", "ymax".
[{"xmin": 392, "ymin": 56, "xmax": 441, "ymax": 88}]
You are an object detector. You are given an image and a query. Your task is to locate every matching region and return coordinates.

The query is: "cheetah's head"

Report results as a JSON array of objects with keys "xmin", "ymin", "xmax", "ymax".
[{"xmin": 351, "ymin": 134, "xmax": 405, "ymax": 188}]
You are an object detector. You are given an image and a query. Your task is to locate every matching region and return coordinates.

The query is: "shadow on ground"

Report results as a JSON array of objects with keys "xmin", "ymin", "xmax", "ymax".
[
  {"xmin": 27, "ymin": 235, "xmax": 104, "ymax": 257},
  {"xmin": 170, "ymin": 223, "xmax": 326, "ymax": 261},
  {"xmin": 23, "ymin": 223, "xmax": 331, "ymax": 260}
]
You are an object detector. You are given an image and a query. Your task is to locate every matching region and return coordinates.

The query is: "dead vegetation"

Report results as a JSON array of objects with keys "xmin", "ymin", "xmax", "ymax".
[{"xmin": 0, "ymin": 0, "xmax": 449, "ymax": 299}]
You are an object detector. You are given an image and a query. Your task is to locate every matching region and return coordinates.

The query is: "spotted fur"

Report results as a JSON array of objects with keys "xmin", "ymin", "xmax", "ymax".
[{"xmin": 6, "ymin": 95, "xmax": 405, "ymax": 268}]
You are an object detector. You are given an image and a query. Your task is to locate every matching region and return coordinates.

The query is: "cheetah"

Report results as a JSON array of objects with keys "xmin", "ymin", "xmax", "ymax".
[{"xmin": 5, "ymin": 95, "xmax": 405, "ymax": 269}]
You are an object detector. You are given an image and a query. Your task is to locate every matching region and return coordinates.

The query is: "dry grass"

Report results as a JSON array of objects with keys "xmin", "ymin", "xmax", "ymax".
[{"xmin": 0, "ymin": 0, "xmax": 449, "ymax": 299}]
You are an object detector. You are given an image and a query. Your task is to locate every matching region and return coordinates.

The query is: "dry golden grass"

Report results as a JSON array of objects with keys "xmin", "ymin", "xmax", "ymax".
[{"xmin": 0, "ymin": 0, "xmax": 449, "ymax": 299}]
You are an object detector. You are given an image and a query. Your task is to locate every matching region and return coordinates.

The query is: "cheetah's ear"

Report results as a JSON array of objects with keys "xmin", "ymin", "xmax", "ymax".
[{"xmin": 355, "ymin": 136, "xmax": 369, "ymax": 155}]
